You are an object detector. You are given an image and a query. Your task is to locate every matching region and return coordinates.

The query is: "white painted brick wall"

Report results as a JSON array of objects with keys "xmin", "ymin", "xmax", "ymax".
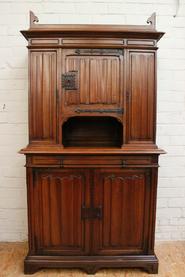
[{"xmin": 0, "ymin": 0, "xmax": 185, "ymax": 242}]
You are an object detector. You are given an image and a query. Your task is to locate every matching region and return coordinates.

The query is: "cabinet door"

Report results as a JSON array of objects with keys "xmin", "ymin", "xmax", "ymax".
[
  {"xmin": 32, "ymin": 169, "xmax": 90, "ymax": 255},
  {"xmin": 92, "ymin": 168, "xmax": 151, "ymax": 255},
  {"xmin": 61, "ymin": 49, "xmax": 123, "ymax": 112}
]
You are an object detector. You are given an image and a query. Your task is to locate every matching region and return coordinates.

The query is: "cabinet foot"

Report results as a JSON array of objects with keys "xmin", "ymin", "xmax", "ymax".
[
  {"xmin": 144, "ymin": 263, "xmax": 158, "ymax": 274},
  {"xmin": 83, "ymin": 265, "xmax": 99, "ymax": 274},
  {"xmin": 24, "ymin": 263, "xmax": 40, "ymax": 274}
]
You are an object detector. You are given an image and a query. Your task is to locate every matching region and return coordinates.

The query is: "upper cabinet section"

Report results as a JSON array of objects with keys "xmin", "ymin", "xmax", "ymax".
[{"xmin": 21, "ymin": 11, "xmax": 164, "ymax": 151}]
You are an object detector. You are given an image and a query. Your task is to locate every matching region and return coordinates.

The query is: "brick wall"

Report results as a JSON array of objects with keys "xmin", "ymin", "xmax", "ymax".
[{"xmin": 0, "ymin": 0, "xmax": 185, "ymax": 241}]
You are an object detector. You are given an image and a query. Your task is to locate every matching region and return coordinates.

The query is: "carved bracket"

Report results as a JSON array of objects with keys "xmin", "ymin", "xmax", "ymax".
[
  {"xmin": 30, "ymin": 10, "xmax": 39, "ymax": 28},
  {"xmin": 147, "ymin": 13, "xmax": 156, "ymax": 30},
  {"xmin": 174, "ymin": 0, "xmax": 180, "ymax": 17}
]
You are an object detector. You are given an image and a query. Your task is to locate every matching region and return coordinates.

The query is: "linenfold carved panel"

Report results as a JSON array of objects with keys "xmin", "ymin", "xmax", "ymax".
[
  {"xmin": 62, "ymin": 49, "xmax": 123, "ymax": 107},
  {"xmin": 33, "ymin": 170, "xmax": 88, "ymax": 255},
  {"xmin": 29, "ymin": 51, "xmax": 57, "ymax": 143},
  {"xmin": 93, "ymin": 170, "xmax": 149, "ymax": 254},
  {"xmin": 128, "ymin": 51, "xmax": 155, "ymax": 143}
]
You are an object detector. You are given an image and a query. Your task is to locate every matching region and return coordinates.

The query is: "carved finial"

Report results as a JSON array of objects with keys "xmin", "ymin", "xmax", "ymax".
[
  {"xmin": 30, "ymin": 11, "xmax": 39, "ymax": 28},
  {"xmin": 147, "ymin": 12, "xmax": 156, "ymax": 29},
  {"xmin": 174, "ymin": 0, "xmax": 180, "ymax": 17}
]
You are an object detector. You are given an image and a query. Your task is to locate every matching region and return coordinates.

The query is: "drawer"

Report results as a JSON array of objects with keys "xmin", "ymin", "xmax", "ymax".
[
  {"xmin": 28, "ymin": 155, "xmax": 156, "ymax": 168},
  {"xmin": 63, "ymin": 156, "xmax": 122, "ymax": 166},
  {"xmin": 122, "ymin": 156, "xmax": 153, "ymax": 165},
  {"xmin": 62, "ymin": 156, "xmax": 153, "ymax": 167},
  {"xmin": 30, "ymin": 156, "xmax": 61, "ymax": 167}
]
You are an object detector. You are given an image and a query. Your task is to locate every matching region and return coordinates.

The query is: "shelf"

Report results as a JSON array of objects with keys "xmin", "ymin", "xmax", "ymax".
[{"xmin": 19, "ymin": 145, "xmax": 166, "ymax": 155}]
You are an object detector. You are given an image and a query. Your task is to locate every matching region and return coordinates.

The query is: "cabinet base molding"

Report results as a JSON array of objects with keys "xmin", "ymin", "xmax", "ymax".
[{"xmin": 24, "ymin": 254, "xmax": 158, "ymax": 275}]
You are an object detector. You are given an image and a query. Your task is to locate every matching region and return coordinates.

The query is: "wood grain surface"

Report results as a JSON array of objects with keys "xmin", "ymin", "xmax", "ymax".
[{"xmin": 0, "ymin": 242, "xmax": 185, "ymax": 277}]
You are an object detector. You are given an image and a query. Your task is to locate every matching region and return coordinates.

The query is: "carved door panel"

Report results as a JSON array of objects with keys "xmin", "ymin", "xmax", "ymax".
[
  {"xmin": 126, "ymin": 51, "xmax": 155, "ymax": 144},
  {"xmin": 33, "ymin": 169, "xmax": 90, "ymax": 255},
  {"xmin": 61, "ymin": 49, "xmax": 124, "ymax": 114},
  {"xmin": 29, "ymin": 51, "xmax": 57, "ymax": 143},
  {"xmin": 92, "ymin": 168, "xmax": 151, "ymax": 255}
]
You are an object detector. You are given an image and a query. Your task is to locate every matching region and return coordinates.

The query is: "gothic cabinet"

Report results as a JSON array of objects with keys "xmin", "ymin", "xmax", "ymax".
[{"xmin": 20, "ymin": 11, "xmax": 165, "ymax": 275}]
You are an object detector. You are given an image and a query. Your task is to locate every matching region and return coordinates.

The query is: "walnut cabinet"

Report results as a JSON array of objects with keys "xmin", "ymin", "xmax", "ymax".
[{"xmin": 20, "ymin": 11, "xmax": 165, "ymax": 274}]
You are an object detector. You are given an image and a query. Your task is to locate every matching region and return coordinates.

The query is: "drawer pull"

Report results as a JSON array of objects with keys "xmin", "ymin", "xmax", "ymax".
[
  {"xmin": 60, "ymin": 159, "xmax": 64, "ymax": 168},
  {"xmin": 122, "ymin": 160, "xmax": 127, "ymax": 167}
]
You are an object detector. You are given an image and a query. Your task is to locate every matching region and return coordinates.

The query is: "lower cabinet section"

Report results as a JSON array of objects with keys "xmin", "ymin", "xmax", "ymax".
[{"xmin": 25, "ymin": 162, "xmax": 158, "ymax": 274}]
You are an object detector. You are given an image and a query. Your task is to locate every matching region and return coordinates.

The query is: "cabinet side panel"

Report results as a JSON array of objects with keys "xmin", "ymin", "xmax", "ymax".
[
  {"xmin": 128, "ymin": 51, "xmax": 155, "ymax": 143},
  {"xmin": 29, "ymin": 51, "xmax": 57, "ymax": 142}
]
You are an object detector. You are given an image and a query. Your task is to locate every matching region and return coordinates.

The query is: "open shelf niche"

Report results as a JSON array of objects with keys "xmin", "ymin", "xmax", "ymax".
[{"xmin": 62, "ymin": 116, "xmax": 123, "ymax": 147}]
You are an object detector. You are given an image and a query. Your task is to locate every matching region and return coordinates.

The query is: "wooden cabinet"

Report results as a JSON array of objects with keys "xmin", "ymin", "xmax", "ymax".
[{"xmin": 20, "ymin": 11, "xmax": 165, "ymax": 275}]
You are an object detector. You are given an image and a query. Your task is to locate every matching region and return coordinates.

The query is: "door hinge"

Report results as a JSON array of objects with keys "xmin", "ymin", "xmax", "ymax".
[
  {"xmin": 56, "ymin": 89, "xmax": 59, "ymax": 101},
  {"xmin": 122, "ymin": 160, "xmax": 127, "ymax": 167},
  {"xmin": 126, "ymin": 91, "xmax": 130, "ymax": 102},
  {"xmin": 75, "ymin": 108, "xmax": 123, "ymax": 114},
  {"xmin": 75, "ymin": 48, "xmax": 123, "ymax": 56}
]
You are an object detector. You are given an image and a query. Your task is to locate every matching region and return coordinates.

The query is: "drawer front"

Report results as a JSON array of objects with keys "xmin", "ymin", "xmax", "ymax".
[
  {"xmin": 30, "ymin": 156, "xmax": 61, "ymax": 167},
  {"xmin": 62, "ymin": 156, "xmax": 154, "ymax": 167},
  {"xmin": 27, "ymin": 155, "xmax": 157, "ymax": 168}
]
